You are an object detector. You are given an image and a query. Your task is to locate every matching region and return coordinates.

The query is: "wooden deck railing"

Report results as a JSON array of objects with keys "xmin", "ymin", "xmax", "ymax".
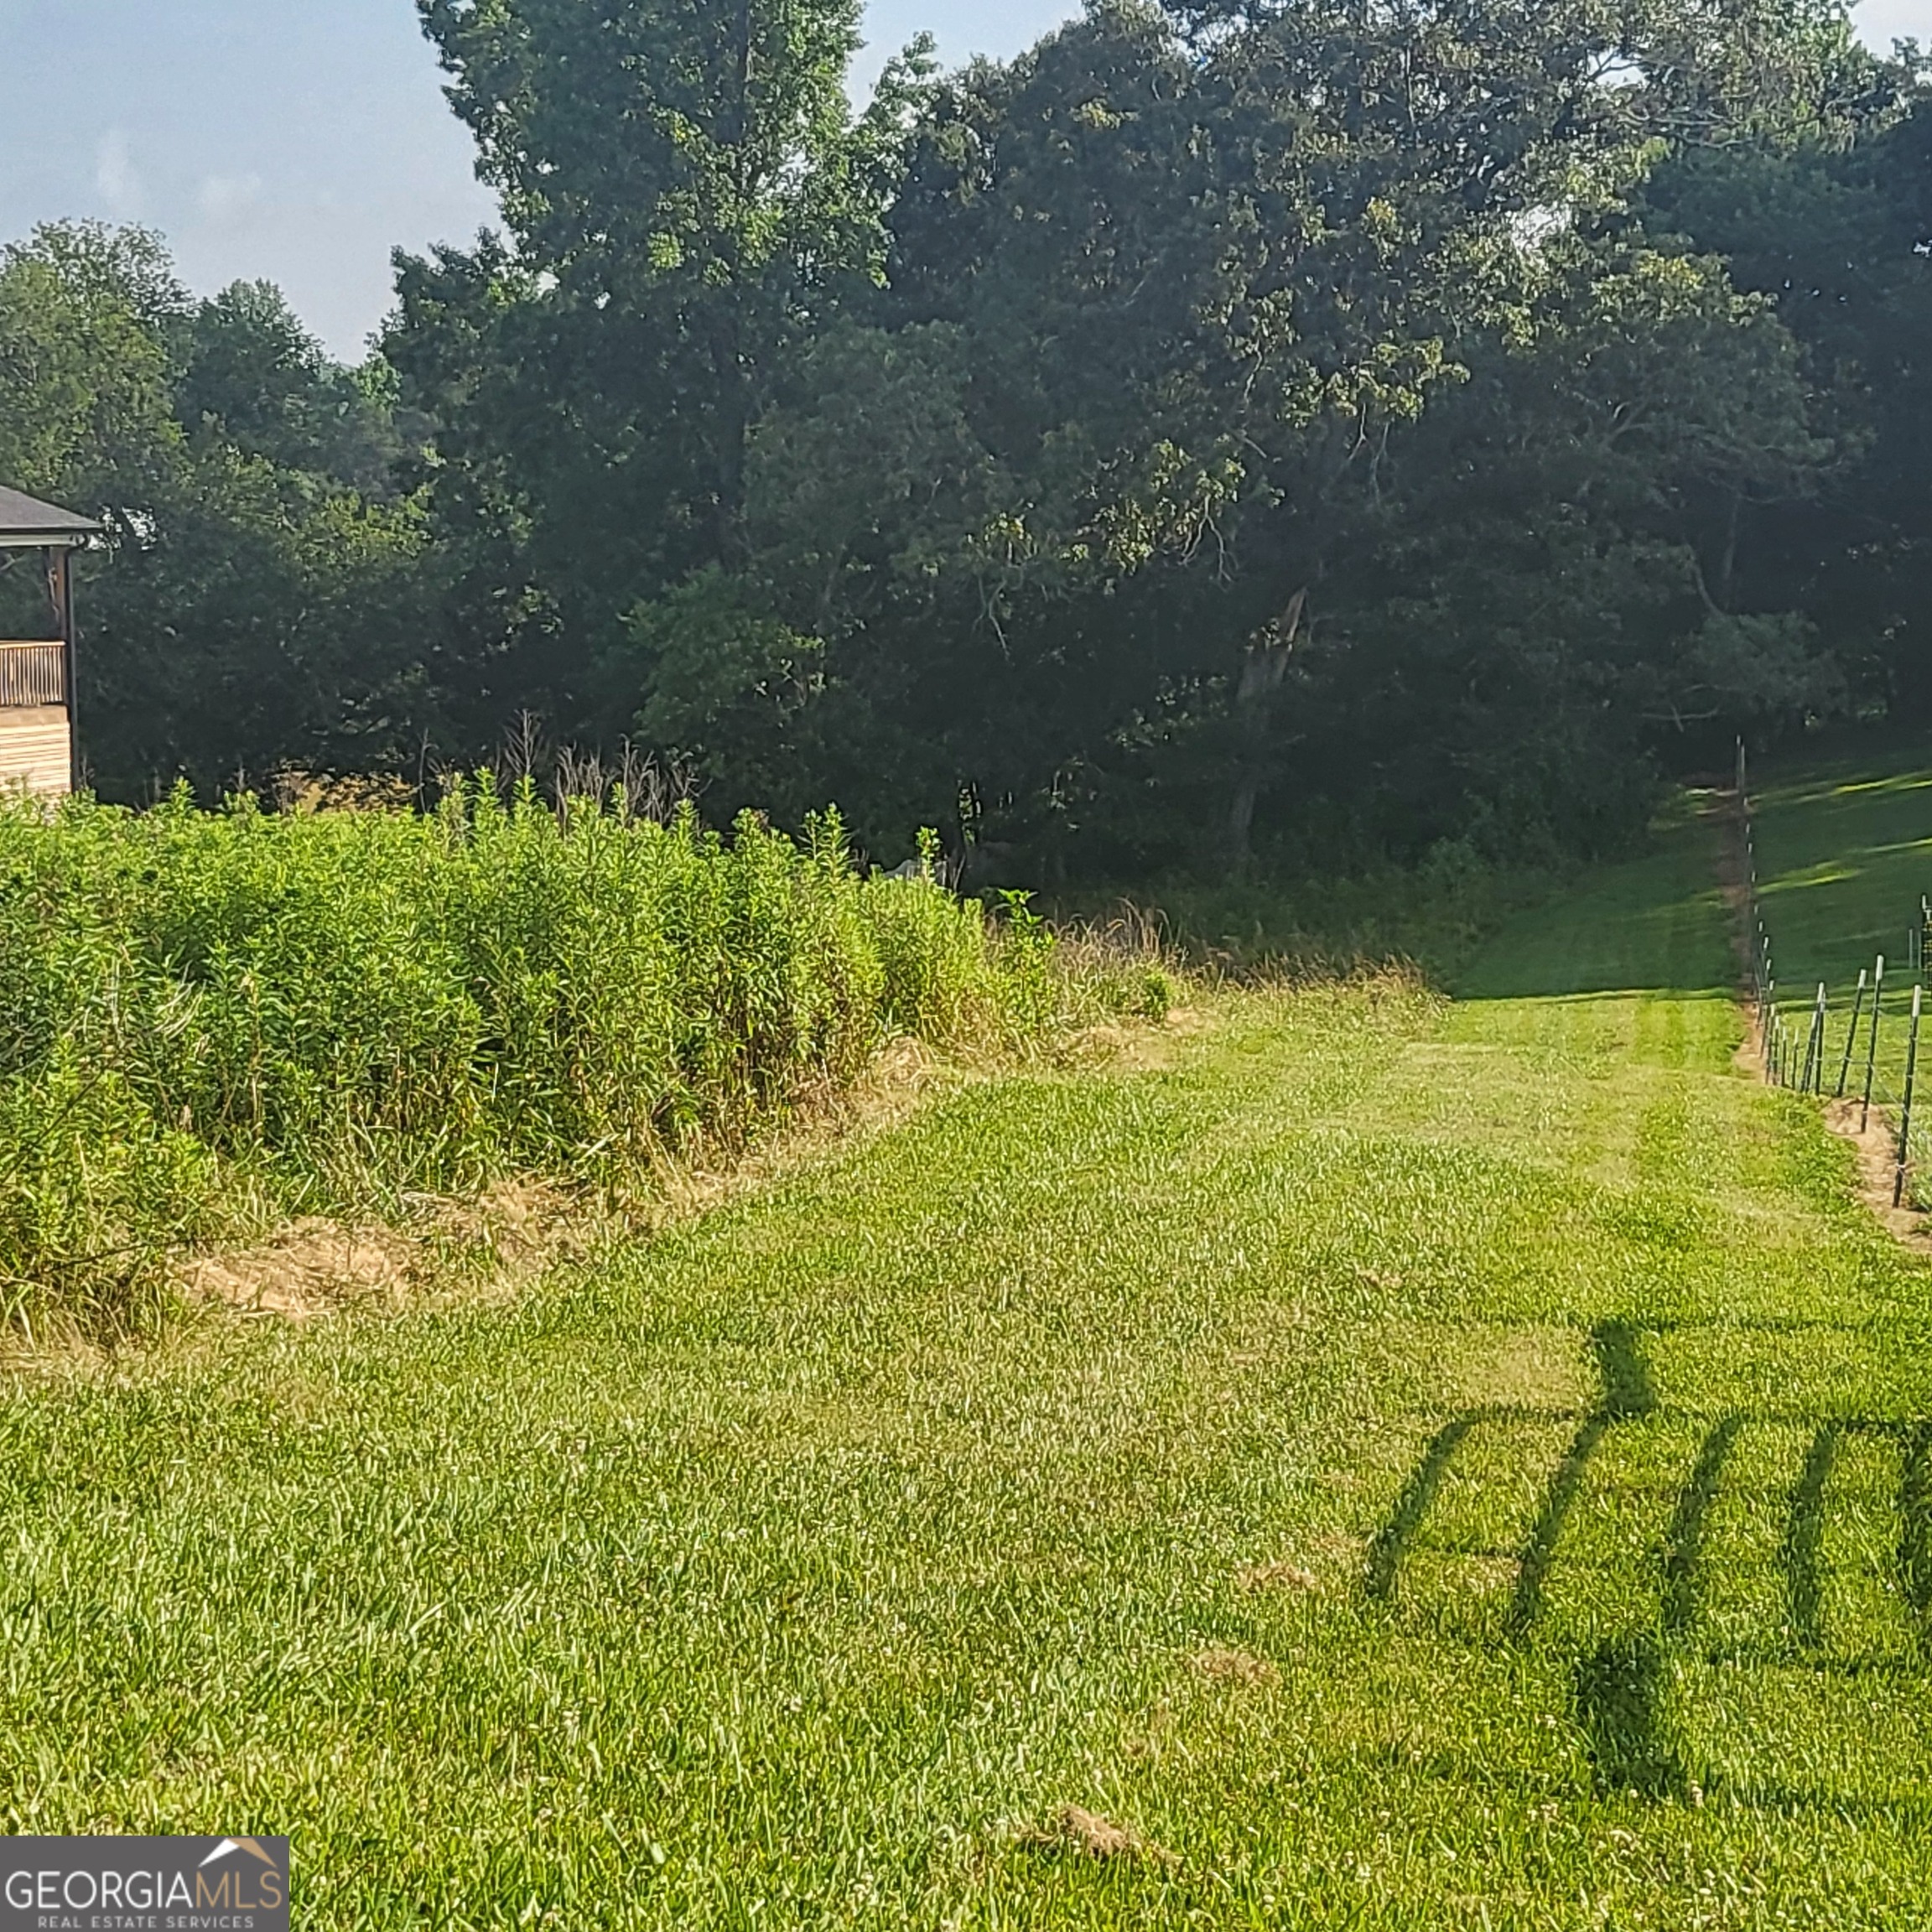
[{"xmin": 0, "ymin": 641, "xmax": 66, "ymax": 708}]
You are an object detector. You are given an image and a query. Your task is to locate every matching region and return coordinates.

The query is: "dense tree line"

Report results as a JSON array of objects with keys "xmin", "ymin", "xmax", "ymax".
[{"xmin": 3, "ymin": 0, "xmax": 1929, "ymax": 875}]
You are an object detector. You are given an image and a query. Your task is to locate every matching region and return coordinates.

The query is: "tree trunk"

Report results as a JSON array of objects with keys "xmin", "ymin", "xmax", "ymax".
[
  {"xmin": 1226, "ymin": 589, "xmax": 1306, "ymax": 877},
  {"xmin": 1717, "ymin": 487, "xmax": 1742, "ymax": 610}
]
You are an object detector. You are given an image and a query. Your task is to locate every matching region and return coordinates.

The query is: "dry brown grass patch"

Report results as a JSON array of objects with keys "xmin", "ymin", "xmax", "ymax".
[
  {"xmin": 1054, "ymin": 1000, "xmax": 1213, "ymax": 1077},
  {"xmin": 1028, "ymin": 1805, "xmax": 1176, "ymax": 1867},
  {"xmin": 173, "ymin": 1036, "xmax": 969, "ymax": 1327},
  {"xmin": 1234, "ymin": 1560, "xmax": 1319, "ymax": 1595},
  {"xmin": 1192, "ymin": 1644, "xmax": 1280, "ymax": 1686},
  {"xmin": 176, "ymin": 1183, "xmax": 585, "ymax": 1322},
  {"xmin": 179, "ymin": 1219, "xmax": 419, "ymax": 1320}
]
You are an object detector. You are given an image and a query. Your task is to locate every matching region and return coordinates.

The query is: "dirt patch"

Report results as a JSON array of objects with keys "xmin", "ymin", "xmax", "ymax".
[
  {"xmin": 1235, "ymin": 1528, "xmax": 1362, "ymax": 1596},
  {"xmin": 1192, "ymin": 1645, "xmax": 1280, "ymax": 1686},
  {"xmin": 1030, "ymin": 1805, "xmax": 1176, "ymax": 1867},
  {"xmin": 1732, "ymin": 1019, "xmax": 1767, "ymax": 1081},
  {"xmin": 1821, "ymin": 1097, "xmax": 1932, "ymax": 1254},
  {"xmin": 1234, "ymin": 1560, "xmax": 1319, "ymax": 1595}
]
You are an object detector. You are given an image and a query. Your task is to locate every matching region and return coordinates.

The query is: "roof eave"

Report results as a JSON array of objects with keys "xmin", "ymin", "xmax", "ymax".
[{"xmin": 0, "ymin": 529, "xmax": 95, "ymax": 549}]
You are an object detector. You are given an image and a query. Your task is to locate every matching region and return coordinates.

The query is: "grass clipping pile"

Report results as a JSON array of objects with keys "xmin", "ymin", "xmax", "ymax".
[{"xmin": 175, "ymin": 1186, "xmax": 579, "ymax": 1322}]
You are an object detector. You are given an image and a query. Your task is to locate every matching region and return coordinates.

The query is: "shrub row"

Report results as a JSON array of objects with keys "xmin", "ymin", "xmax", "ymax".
[{"xmin": 0, "ymin": 784, "xmax": 1169, "ymax": 1332}]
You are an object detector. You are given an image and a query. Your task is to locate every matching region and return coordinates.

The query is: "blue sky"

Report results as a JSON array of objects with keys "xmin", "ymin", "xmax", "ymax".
[{"xmin": 1, "ymin": 0, "xmax": 1927, "ymax": 361}]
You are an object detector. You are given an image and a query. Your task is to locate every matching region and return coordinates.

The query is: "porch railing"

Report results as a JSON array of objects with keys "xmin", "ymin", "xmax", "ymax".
[{"xmin": 0, "ymin": 641, "xmax": 66, "ymax": 708}]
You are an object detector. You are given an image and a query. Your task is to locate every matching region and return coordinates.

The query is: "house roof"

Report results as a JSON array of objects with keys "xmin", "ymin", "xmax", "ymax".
[{"xmin": 0, "ymin": 485, "xmax": 99, "ymax": 548}]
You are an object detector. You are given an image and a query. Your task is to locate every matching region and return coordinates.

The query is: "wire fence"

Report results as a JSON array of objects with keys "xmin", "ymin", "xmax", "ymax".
[{"xmin": 1740, "ymin": 740, "xmax": 1929, "ymax": 1208}]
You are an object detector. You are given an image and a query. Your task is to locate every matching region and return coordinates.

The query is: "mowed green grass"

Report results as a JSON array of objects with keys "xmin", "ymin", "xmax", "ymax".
[
  {"xmin": 5, "ymin": 801, "xmax": 1932, "ymax": 1927},
  {"xmin": 1748, "ymin": 756, "xmax": 1932, "ymax": 1106}
]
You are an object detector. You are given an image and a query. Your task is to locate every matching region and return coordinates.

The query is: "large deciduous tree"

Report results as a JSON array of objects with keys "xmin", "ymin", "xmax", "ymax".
[{"xmin": 391, "ymin": 0, "xmax": 931, "ymax": 738}]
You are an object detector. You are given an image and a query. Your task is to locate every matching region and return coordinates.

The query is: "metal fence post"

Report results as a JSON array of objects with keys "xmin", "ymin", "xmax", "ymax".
[
  {"xmin": 1896, "ymin": 984, "xmax": 1924, "ymax": 1208},
  {"xmin": 1862, "ymin": 955, "xmax": 1886, "ymax": 1132},
  {"xmin": 1802, "ymin": 984, "xmax": 1826, "ymax": 1093},
  {"xmin": 1836, "ymin": 968, "xmax": 1868, "ymax": 1098}
]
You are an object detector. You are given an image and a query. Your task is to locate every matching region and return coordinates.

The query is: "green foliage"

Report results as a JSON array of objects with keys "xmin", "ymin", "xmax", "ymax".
[
  {"xmin": 1633, "ymin": 71, "xmax": 1932, "ymax": 737},
  {"xmin": 178, "ymin": 280, "xmax": 405, "ymax": 491},
  {"xmin": 0, "ymin": 222, "xmax": 429, "ymax": 795},
  {"xmin": 8, "ymin": 2, "xmax": 1932, "ymax": 881},
  {"xmin": 389, "ymin": 0, "xmax": 934, "ymax": 735},
  {"xmin": 0, "ymin": 787, "xmax": 1145, "ymax": 1332},
  {"xmin": 624, "ymin": 566, "xmax": 825, "ymax": 813},
  {"xmin": 1091, "ymin": 839, "xmax": 1568, "ymax": 984}
]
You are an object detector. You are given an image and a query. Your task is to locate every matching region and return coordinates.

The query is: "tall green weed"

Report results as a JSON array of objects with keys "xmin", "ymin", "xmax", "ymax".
[{"xmin": 0, "ymin": 786, "xmax": 1156, "ymax": 1332}]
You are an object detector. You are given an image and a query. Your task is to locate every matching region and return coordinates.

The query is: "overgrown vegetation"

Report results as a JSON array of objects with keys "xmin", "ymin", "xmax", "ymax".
[{"xmin": 0, "ymin": 788, "xmax": 1167, "ymax": 1334}]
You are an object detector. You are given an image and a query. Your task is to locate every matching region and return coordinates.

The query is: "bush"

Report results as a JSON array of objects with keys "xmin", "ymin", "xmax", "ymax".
[
  {"xmin": 0, "ymin": 784, "xmax": 1156, "ymax": 1333},
  {"xmin": 1066, "ymin": 843, "xmax": 1564, "ymax": 984}
]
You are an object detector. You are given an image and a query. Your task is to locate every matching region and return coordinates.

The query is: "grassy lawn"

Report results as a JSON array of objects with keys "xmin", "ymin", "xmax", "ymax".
[
  {"xmin": 5, "ymin": 792, "xmax": 1932, "ymax": 1926},
  {"xmin": 1748, "ymin": 756, "xmax": 1932, "ymax": 1109}
]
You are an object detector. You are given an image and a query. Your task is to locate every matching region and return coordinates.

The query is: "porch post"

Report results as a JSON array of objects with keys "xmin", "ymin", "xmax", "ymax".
[{"xmin": 52, "ymin": 543, "xmax": 78, "ymax": 792}]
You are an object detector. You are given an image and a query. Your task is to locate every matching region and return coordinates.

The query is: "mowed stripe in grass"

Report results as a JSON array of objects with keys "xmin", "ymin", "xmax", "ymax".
[
  {"xmin": 5, "ymin": 802, "xmax": 1932, "ymax": 1925},
  {"xmin": 1749, "ymin": 757, "xmax": 1932, "ymax": 1104}
]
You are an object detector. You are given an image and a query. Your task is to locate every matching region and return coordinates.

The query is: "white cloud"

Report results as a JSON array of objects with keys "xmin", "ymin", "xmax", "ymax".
[
  {"xmin": 93, "ymin": 129, "xmax": 142, "ymax": 216},
  {"xmin": 198, "ymin": 172, "xmax": 265, "ymax": 223}
]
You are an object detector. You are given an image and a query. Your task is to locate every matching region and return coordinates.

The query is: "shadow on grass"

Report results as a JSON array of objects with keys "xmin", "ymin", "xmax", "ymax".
[
  {"xmin": 1368, "ymin": 1324, "xmax": 1656, "ymax": 1618},
  {"xmin": 1784, "ymin": 1423, "xmax": 1841, "ymax": 1651},
  {"xmin": 1572, "ymin": 1634, "xmax": 1686, "ymax": 1800},
  {"xmin": 1595, "ymin": 1319, "xmax": 1659, "ymax": 1420},
  {"xmin": 1898, "ymin": 1422, "xmax": 1932, "ymax": 1634},
  {"xmin": 1364, "ymin": 1415, "xmax": 1478, "ymax": 1602},
  {"xmin": 1364, "ymin": 1320, "xmax": 1932, "ymax": 1806},
  {"xmin": 1663, "ymin": 1415, "xmax": 1743, "ymax": 1636},
  {"xmin": 1509, "ymin": 1322, "xmax": 1655, "ymax": 1634}
]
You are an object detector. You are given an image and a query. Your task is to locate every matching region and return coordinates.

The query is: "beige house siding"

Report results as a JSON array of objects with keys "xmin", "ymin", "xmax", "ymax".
[{"xmin": 0, "ymin": 705, "xmax": 72, "ymax": 797}]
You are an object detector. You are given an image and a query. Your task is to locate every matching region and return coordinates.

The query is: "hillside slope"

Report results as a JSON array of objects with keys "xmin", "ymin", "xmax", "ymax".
[{"xmin": 3, "ymin": 799, "xmax": 1929, "ymax": 1927}]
